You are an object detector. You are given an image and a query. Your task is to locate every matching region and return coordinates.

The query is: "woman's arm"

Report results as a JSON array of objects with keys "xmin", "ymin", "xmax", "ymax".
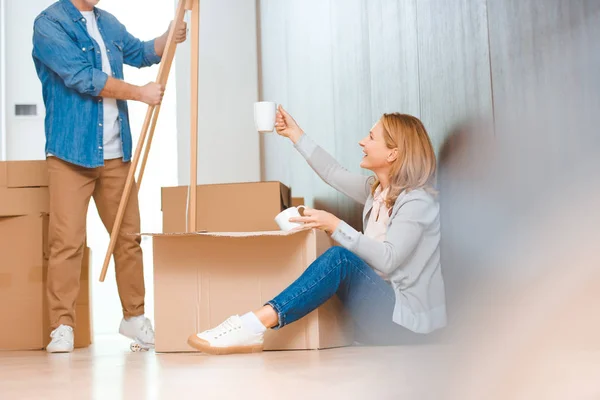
[
  {"xmin": 290, "ymin": 194, "xmax": 438, "ymax": 276},
  {"xmin": 332, "ymin": 197, "xmax": 438, "ymax": 275},
  {"xmin": 295, "ymin": 134, "xmax": 372, "ymax": 205},
  {"xmin": 277, "ymin": 106, "xmax": 372, "ymax": 205}
]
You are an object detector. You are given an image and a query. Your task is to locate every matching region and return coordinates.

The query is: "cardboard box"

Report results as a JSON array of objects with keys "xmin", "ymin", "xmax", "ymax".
[
  {"xmin": 0, "ymin": 187, "xmax": 49, "ymax": 217},
  {"xmin": 0, "ymin": 161, "xmax": 50, "ymax": 217},
  {"xmin": 0, "ymin": 160, "xmax": 49, "ymax": 188},
  {"xmin": 161, "ymin": 182, "xmax": 291, "ymax": 233},
  {"xmin": 147, "ymin": 228, "xmax": 354, "ymax": 353},
  {"xmin": 0, "ymin": 163, "xmax": 5, "ymax": 187},
  {"xmin": 0, "ymin": 214, "xmax": 92, "ymax": 350},
  {"xmin": 292, "ymin": 197, "xmax": 305, "ymax": 207},
  {"xmin": 0, "ymin": 215, "xmax": 46, "ymax": 350}
]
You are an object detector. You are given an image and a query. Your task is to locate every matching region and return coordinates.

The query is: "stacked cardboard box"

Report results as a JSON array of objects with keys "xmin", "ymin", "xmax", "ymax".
[
  {"xmin": 0, "ymin": 161, "xmax": 49, "ymax": 216},
  {"xmin": 153, "ymin": 183, "xmax": 354, "ymax": 353},
  {"xmin": 161, "ymin": 182, "xmax": 292, "ymax": 233},
  {"xmin": 0, "ymin": 161, "xmax": 92, "ymax": 350}
]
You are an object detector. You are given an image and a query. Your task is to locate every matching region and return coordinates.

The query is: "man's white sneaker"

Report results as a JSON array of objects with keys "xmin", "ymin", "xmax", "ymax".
[
  {"xmin": 187, "ymin": 315, "xmax": 264, "ymax": 355},
  {"xmin": 46, "ymin": 325, "xmax": 74, "ymax": 353},
  {"xmin": 119, "ymin": 315, "xmax": 155, "ymax": 349}
]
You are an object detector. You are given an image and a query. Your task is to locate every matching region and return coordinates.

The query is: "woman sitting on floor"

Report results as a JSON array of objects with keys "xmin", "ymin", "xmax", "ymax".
[{"xmin": 188, "ymin": 106, "xmax": 447, "ymax": 355}]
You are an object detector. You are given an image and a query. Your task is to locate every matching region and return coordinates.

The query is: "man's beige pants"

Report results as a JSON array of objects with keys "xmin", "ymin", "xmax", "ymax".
[{"xmin": 47, "ymin": 157, "xmax": 145, "ymax": 330}]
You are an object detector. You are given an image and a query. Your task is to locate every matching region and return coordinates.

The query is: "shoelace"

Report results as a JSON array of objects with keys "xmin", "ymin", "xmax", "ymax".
[
  {"xmin": 50, "ymin": 326, "xmax": 72, "ymax": 340},
  {"xmin": 212, "ymin": 317, "xmax": 241, "ymax": 339},
  {"xmin": 141, "ymin": 318, "xmax": 155, "ymax": 337}
]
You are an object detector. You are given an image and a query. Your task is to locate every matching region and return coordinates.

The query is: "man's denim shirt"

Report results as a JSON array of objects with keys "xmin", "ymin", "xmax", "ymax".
[{"xmin": 32, "ymin": 0, "xmax": 161, "ymax": 168}]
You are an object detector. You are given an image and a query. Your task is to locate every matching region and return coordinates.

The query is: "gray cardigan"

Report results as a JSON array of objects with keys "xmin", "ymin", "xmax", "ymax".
[{"xmin": 295, "ymin": 134, "xmax": 447, "ymax": 334}]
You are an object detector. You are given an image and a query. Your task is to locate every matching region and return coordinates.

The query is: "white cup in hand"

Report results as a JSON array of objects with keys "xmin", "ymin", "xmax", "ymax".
[
  {"xmin": 275, "ymin": 206, "xmax": 306, "ymax": 231},
  {"xmin": 254, "ymin": 101, "xmax": 277, "ymax": 133}
]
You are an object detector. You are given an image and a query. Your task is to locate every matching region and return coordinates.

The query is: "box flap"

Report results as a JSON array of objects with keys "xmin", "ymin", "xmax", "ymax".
[{"xmin": 141, "ymin": 228, "xmax": 313, "ymax": 238}]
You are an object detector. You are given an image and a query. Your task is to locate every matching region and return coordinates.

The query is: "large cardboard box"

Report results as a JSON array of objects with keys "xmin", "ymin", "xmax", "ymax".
[
  {"xmin": 148, "ymin": 228, "xmax": 354, "ymax": 352},
  {"xmin": 0, "ymin": 160, "xmax": 49, "ymax": 217},
  {"xmin": 0, "ymin": 214, "xmax": 91, "ymax": 350},
  {"xmin": 161, "ymin": 182, "xmax": 291, "ymax": 233}
]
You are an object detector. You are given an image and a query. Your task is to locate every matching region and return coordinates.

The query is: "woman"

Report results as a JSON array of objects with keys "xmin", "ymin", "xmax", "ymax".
[{"xmin": 187, "ymin": 106, "xmax": 447, "ymax": 355}]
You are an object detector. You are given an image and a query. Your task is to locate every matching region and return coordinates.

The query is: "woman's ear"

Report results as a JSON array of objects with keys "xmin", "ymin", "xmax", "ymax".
[{"xmin": 387, "ymin": 148, "xmax": 398, "ymax": 163}]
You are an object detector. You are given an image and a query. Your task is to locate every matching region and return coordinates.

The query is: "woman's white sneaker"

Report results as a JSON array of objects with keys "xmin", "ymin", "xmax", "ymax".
[
  {"xmin": 187, "ymin": 315, "xmax": 264, "ymax": 355},
  {"xmin": 46, "ymin": 325, "xmax": 74, "ymax": 353}
]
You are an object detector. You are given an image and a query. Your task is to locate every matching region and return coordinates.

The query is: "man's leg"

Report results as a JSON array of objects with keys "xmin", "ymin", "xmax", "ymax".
[
  {"xmin": 92, "ymin": 159, "xmax": 145, "ymax": 319},
  {"xmin": 46, "ymin": 157, "xmax": 96, "ymax": 343}
]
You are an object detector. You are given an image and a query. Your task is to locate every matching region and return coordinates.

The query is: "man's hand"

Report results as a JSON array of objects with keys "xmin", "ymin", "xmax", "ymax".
[
  {"xmin": 168, "ymin": 20, "xmax": 188, "ymax": 44},
  {"xmin": 289, "ymin": 208, "xmax": 341, "ymax": 234},
  {"xmin": 138, "ymin": 82, "xmax": 165, "ymax": 106},
  {"xmin": 155, "ymin": 20, "xmax": 188, "ymax": 57}
]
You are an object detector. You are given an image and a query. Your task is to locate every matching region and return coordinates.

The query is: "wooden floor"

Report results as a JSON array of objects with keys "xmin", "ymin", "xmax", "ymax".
[
  {"xmin": 1, "ymin": 333, "xmax": 599, "ymax": 400},
  {"xmin": 0, "ymin": 335, "xmax": 450, "ymax": 400}
]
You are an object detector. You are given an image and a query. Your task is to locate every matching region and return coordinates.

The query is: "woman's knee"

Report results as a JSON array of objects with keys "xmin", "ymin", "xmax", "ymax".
[
  {"xmin": 319, "ymin": 246, "xmax": 358, "ymax": 273},
  {"xmin": 308, "ymin": 246, "xmax": 346, "ymax": 272},
  {"xmin": 322, "ymin": 246, "xmax": 350, "ymax": 260}
]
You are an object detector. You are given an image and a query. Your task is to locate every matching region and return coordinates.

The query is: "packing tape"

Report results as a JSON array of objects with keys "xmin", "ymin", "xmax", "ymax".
[{"xmin": 0, "ymin": 273, "xmax": 11, "ymax": 289}]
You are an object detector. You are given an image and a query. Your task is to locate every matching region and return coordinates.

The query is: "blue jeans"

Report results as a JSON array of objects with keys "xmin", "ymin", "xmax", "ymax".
[{"xmin": 267, "ymin": 246, "xmax": 418, "ymax": 345}]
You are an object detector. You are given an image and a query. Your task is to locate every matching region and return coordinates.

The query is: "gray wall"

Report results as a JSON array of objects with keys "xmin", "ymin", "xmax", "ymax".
[{"xmin": 258, "ymin": 0, "xmax": 495, "ymax": 228}]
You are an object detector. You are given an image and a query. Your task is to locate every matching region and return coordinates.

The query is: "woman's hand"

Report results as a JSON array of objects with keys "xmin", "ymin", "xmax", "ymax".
[
  {"xmin": 289, "ymin": 208, "xmax": 341, "ymax": 234},
  {"xmin": 275, "ymin": 105, "xmax": 304, "ymax": 144}
]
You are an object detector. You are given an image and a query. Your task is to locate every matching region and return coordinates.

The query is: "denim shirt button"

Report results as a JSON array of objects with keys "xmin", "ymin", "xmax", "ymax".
[
  {"xmin": 99, "ymin": 146, "xmax": 103, "ymax": 150},
  {"xmin": 99, "ymin": 123, "xmax": 103, "ymax": 127},
  {"xmin": 82, "ymin": 47, "xmax": 86, "ymax": 52}
]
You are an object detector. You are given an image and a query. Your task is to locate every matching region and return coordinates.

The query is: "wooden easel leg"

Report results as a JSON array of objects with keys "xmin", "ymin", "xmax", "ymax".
[
  {"xmin": 187, "ymin": 0, "xmax": 200, "ymax": 233},
  {"xmin": 137, "ymin": 104, "xmax": 160, "ymax": 187},
  {"xmin": 99, "ymin": 0, "xmax": 189, "ymax": 282}
]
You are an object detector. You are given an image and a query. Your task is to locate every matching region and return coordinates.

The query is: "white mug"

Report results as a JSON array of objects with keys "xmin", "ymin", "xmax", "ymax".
[
  {"xmin": 275, "ymin": 205, "xmax": 306, "ymax": 231},
  {"xmin": 254, "ymin": 101, "xmax": 277, "ymax": 133}
]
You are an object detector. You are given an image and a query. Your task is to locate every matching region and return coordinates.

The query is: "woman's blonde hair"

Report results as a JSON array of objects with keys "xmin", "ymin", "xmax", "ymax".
[{"xmin": 371, "ymin": 113, "xmax": 437, "ymax": 208}]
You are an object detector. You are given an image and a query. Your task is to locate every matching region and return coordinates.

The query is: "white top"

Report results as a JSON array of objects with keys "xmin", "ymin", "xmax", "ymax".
[
  {"xmin": 81, "ymin": 11, "xmax": 122, "ymax": 160},
  {"xmin": 363, "ymin": 186, "xmax": 391, "ymax": 280}
]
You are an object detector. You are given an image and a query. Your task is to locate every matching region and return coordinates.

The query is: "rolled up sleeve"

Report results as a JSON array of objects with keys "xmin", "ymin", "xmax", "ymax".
[{"xmin": 120, "ymin": 23, "xmax": 161, "ymax": 68}]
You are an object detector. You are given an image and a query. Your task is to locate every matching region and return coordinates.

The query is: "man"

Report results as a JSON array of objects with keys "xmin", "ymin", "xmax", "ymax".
[{"xmin": 32, "ymin": 0, "xmax": 186, "ymax": 353}]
